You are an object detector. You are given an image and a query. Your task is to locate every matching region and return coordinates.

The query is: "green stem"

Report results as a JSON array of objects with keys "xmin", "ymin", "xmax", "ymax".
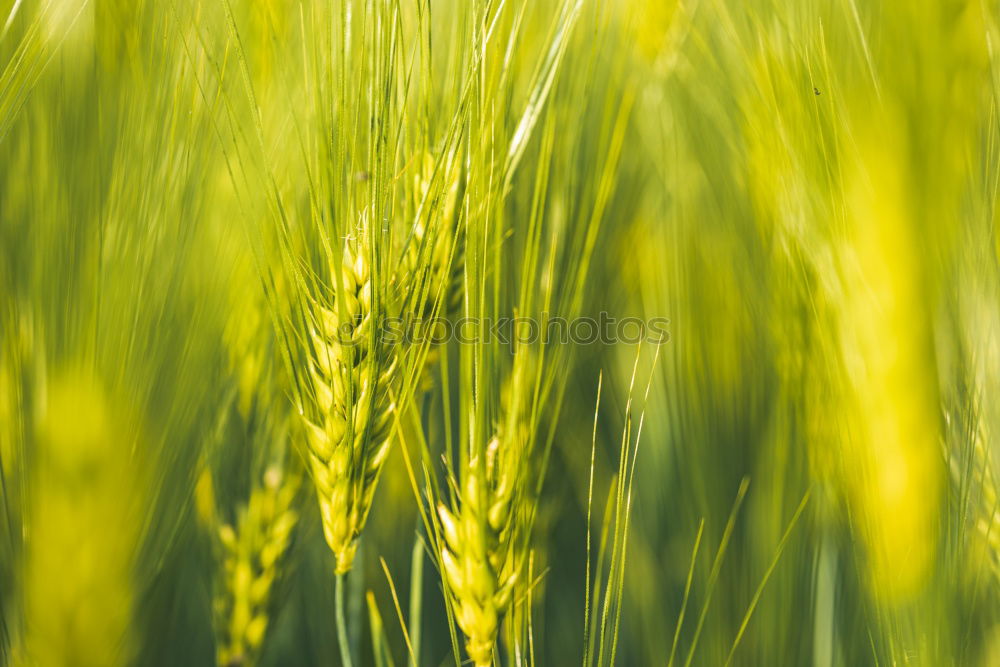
[
  {"xmin": 336, "ymin": 572, "xmax": 354, "ymax": 667},
  {"xmin": 409, "ymin": 532, "xmax": 424, "ymax": 667}
]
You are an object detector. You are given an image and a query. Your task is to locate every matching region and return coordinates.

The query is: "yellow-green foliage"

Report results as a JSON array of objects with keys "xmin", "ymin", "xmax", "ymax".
[{"xmin": 6, "ymin": 0, "xmax": 1000, "ymax": 665}]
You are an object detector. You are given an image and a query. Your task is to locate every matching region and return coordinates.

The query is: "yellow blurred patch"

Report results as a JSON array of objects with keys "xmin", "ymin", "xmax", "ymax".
[
  {"xmin": 14, "ymin": 370, "xmax": 146, "ymax": 666},
  {"xmin": 840, "ymin": 128, "xmax": 942, "ymax": 603}
]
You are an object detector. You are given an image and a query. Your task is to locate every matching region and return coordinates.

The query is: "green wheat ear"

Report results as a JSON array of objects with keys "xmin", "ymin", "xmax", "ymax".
[
  {"xmin": 211, "ymin": 464, "xmax": 301, "ymax": 667},
  {"xmin": 303, "ymin": 229, "xmax": 399, "ymax": 575},
  {"xmin": 398, "ymin": 150, "xmax": 465, "ymax": 394},
  {"xmin": 438, "ymin": 349, "xmax": 536, "ymax": 667},
  {"xmin": 304, "ymin": 155, "xmax": 465, "ymax": 574},
  {"xmin": 198, "ymin": 279, "xmax": 303, "ymax": 667},
  {"xmin": 436, "ymin": 442, "xmax": 520, "ymax": 667}
]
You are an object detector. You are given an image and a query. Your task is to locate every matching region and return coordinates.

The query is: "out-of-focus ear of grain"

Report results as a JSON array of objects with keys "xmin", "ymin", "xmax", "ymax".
[
  {"xmin": 839, "ymin": 130, "xmax": 942, "ymax": 603},
  {"xmin": 14, "ymin": 369, "xmax": 147, "ymax": 666}
]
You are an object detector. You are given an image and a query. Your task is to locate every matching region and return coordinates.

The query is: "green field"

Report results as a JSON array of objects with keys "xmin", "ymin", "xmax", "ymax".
[{"xmin": 2, "ymin": 1, "xmax": 999, "ymax": 665}]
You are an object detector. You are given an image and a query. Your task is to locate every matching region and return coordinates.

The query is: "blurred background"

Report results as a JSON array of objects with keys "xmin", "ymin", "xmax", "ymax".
[{"xmin": 3, "ymin": 0, "xmax": 1000, "ymax": 665}]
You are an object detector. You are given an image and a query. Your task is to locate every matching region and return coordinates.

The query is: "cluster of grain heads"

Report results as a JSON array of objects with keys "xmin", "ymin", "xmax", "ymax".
[
  {"xmin": 304, "ymin": 230, "xmax": 398, "ymax": 575},
  {"xmin": 438, "ymin": 348, "xmax": 536, "ymax": 667},
  {"xmin": 207, "ymin": 465, "xmax": 300, "ymax": 667},
  {"xmin": 14, "ymin": 369, "xmax": 145, "ymax": 665}
]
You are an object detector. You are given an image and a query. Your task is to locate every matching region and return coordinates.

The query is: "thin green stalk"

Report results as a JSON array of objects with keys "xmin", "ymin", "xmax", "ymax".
[
  {"xmin": 408, "ymin": 533, "xmax": 424, "ymax": 667},
  {"xmin": 367, "ymin": 592, "xmax": 392, "ymax": 667},
  {"xmin": 349, "ymin": 544, "xmax": 364, "ymax": 662},
  {"xmin": 380, "ymin": 557, "xmax": 416, "ymax": 665},
  {"xmin": 683, "ymin": 478, "xmax": 750, "ymax": 667},
  {"xmin": 336, "ymin": 572, "xmax": 354, "ymax": 667},
  {"xmin": 667, "ymin": 519, "xmax": 705, "ymax": 667},
  {"xmin": 582, "ymin": 372, "xmax": 602, "ymax": 667},
  {"xmin": 723, "ymin": 490, "xmax": 811, "ymax": 666}
]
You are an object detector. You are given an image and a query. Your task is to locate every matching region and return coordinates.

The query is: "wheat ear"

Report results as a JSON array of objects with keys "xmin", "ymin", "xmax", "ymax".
[
  {"xmin": 304, "ymin": 154, "xmax": 464, "ymax": 573},
  {"xmin": 401, "ymin": 152, "xmax": 465, "ymax": 392},
  {"xmin": 303, "ymin": 231, "xmax": 399, "ymax": 575},
  {"xmin": 212, "ymin": 465, "xmax": 300, "ymax": 667},
  {"xmin": 437, "ymin": 350, "xmax": 535, "ymax": 667}
]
